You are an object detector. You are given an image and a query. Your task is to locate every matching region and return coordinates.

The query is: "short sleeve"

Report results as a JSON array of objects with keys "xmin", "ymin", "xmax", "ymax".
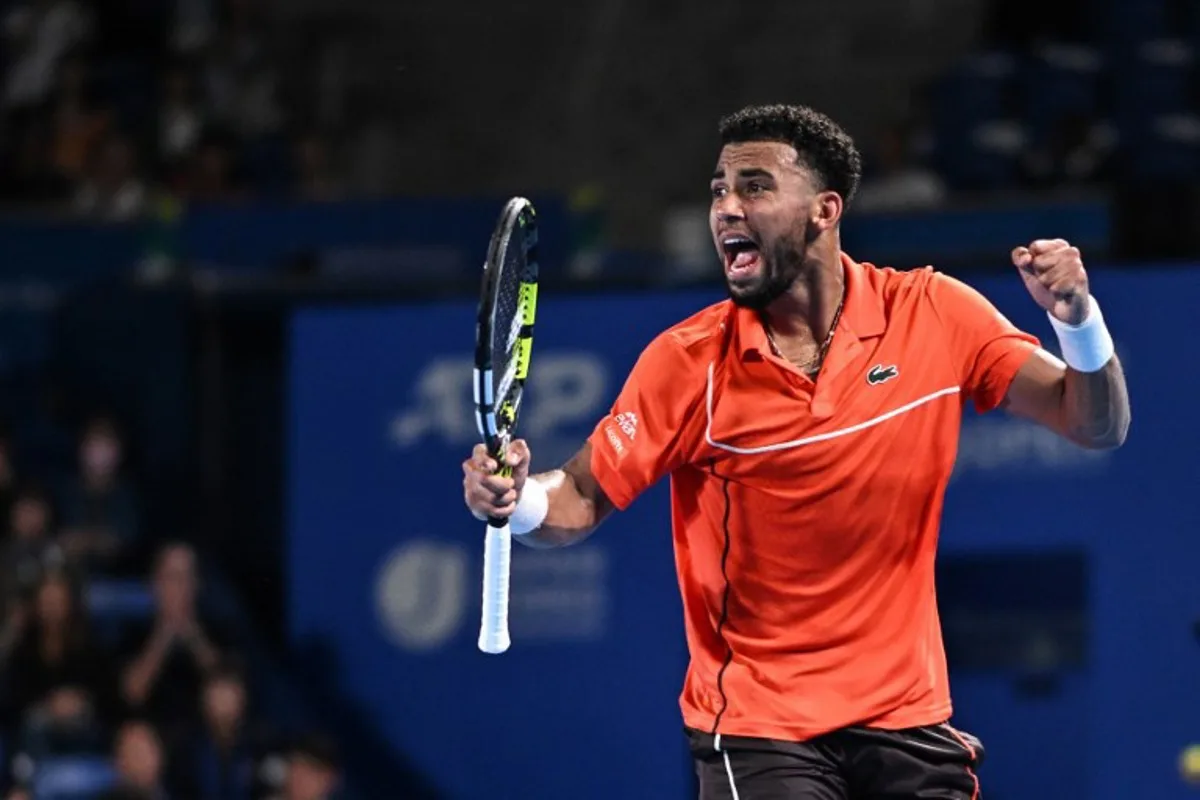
[
  {"xmin": 586, "ymin": 333, "xmax": 704, "ymax": 511},
  {"xmin": 927, "ymin": 272, "xmax": 1041, "ymax": 413}
]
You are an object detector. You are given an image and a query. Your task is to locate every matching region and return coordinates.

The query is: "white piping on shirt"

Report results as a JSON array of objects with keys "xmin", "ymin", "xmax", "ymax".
[{"xmin": 704, "ymin": 362, "xmax": 961, "ymax": 455}]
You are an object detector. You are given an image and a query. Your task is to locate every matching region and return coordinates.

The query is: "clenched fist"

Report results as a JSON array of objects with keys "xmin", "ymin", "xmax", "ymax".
[
  {"xmin": 1012, "ymin": 239, "xmax": 1090, "ymax": 325},
  {"xmin": 462, "ymin": 440, "xmax": 531, "ymax": 521}
]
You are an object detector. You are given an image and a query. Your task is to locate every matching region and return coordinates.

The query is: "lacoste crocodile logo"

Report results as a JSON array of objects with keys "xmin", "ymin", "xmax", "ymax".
[{"xmin": 866, "ymin": 364, "xmax": 899, "ymax": 385}]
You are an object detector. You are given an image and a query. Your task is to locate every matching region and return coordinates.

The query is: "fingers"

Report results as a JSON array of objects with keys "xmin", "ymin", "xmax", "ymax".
[
  {"xmin": 486, "ymin": 500, "xmax": 517, "ymax": 517},
  {"xmin": 462, "ymin": 458, "xmax": 515, "ymax": 494},
  {"xmin": 1013, "ymin": 241, "xmax": 1080, "ymax": 273},
  {"xmin": 506, "ymin": 438, "xmax": 529, "ymax": 465},
  {"xmin": 1028, "ymin": 238, "xmax": 1070, "ymax": 257},
  {"xmin": 463, "ymin": 440, "xmax": 530, "ymax": 473},
  {"xmin": 1013, "ymin": 237, "xmax": 1090, "ymax": 322},
  {"xmin": 1043, "ymin": 270, "xmax": 1085, "ymax": 300},
  {"xmin": 479, "ymin": 473, "xmax": 515, "ymax": 494},
  {"xmin": 1030, "ymin": 245, "xmax": 1079, "ymax": 273},
  {"xmin": 463, "ymin": 440, "xmax": 532, "ymax": 519},
  {"xmin": 463, "ymin": 466, "xmax": 518, "ymax": 517},
  {"xmin": 479, "ymin": 487, "xmax": 518, "ymax": 508},
  {"xmin": 1026, "ymin": 258, "xmax": 1085, "ymax": 305},
  {"xmin": 505, "ymin": 439, "xmax": 531, "ymax": 476},
  {"xmin": 464, "ymin": 443, "xmax": 497, "ymax": 474}
]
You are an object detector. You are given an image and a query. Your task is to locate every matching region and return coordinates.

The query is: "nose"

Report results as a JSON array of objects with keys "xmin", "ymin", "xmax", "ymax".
[{"xmin": 712, "ymin": 194, "xmax": 745, "ymax": 225}]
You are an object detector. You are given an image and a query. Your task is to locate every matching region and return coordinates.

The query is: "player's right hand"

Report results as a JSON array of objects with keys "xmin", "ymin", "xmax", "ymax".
[{"xmin": 462, "ymin": 440, "xmax": 531, "ymax": 521}]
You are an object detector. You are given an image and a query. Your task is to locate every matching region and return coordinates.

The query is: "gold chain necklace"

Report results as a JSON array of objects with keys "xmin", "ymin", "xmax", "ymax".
[{"xmin": 764, "ymin": 290, "xmax": 846, "ymax": 376}]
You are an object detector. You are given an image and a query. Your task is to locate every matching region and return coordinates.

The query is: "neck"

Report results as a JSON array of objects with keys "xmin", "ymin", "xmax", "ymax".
[
  {"xmin": 84, "ymin": 471, "xmax": 114, "ymax": 492},
  {"xmin": 763, "ymin": 239, "xmax": 845, "ymax": 342},
  {"xmin": 213, "ymin": 720, "xmax": 240, "ymax": 748},
  {"xmin": 41, "ymin": 625, "xmax": 67, "ymax": 653}
]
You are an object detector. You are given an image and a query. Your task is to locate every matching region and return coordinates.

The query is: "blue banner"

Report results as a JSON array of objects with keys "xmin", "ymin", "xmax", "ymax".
[
  {"xmin": 287, "ymin": 292, "xmax": 725, "ymax": 800},
  {"xmin": 0, "ymin": 194, "xmax": 1106, "ymax": 287},
  {"xmin": 0, "ymin": 196, "xmax": 571, "ymax": 285},
  {"xmin": 938, "ymin": 268, "xmax": 1200, "ymax": 800},
  {"xmin": 287, "ymin": 267, "xmax": 1199, "ymax": 800}
]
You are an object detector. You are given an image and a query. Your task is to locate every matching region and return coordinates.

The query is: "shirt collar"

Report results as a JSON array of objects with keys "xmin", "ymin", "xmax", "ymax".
[{"xmin": 736, "ymin": 252, "xmax": 886, "ymax": 357}]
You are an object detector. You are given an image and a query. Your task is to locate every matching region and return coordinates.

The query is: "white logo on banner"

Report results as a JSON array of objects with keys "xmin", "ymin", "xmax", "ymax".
[
  {"xmin": 387, "ymin": 353, "xmax": 609, "ymax": 467},
  {"xmin": 953, "ymin": 417, "xmax": 1109, "ymax": 480},
  {"xmin": 375, "ymin": 540, "xmax": 468, "ymax": 652},
  {"xmin": 510, "ymin": 546, "xmax": 610, "ymax": 642}
]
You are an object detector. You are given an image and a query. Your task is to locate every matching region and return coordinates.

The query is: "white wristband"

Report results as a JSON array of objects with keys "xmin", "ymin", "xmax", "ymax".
[
  {"xmin": 509, "ymin": 477, "xmax": 549, "ymax": 535},
  {"xmin": 1047, "ymin": 296, "xmax": 1114, "ymax": 373}
]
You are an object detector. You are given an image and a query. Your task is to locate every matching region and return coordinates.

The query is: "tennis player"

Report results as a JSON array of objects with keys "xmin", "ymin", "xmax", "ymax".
[{"xmin": 462, "ymin": 104, "xmax": 1130, "ymax": 799}]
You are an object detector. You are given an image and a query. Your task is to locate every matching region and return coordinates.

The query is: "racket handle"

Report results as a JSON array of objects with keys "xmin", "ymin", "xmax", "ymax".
[{"xmin": 478, "ymin": 520, "xmax": 512, "ymax": 654}]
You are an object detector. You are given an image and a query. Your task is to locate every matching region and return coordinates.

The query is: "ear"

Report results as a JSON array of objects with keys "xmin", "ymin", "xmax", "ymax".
[{"xmin": 811, "ymin": 191, "xmax": 843, "ymax": 232}]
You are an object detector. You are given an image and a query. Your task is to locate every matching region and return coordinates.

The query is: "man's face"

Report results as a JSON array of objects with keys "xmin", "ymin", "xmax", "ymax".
[
  {"xmin": 11, "ymin": 496, "xmax": 48, "ymax": 540},
  {"xmin": 709, "ymin": 141, "xmax": 823, "ymax": 310},
  {"xmin": 203, "ymin": 676, "xmax": 246, "ymax": 731},
  {"xmin": 80, "ymin": 426, "xmax": 122, "ymax": 481},
  {"xmin": 287, "ymin": 755, "xmax": 337, "ymax": 800},
  {"xmin": 116, "ymin": 723, "xmax": 162, "ymax": 789},
  {"xmin": 35, "ymin": 576, "xmax": 71, "ymax": 626}
]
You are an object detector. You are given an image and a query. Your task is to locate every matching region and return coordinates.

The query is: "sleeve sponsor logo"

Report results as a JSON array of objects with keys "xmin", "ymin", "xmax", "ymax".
[{"xmin": 602, "ymin": 411, "xmax": 638, "ymax": 459}]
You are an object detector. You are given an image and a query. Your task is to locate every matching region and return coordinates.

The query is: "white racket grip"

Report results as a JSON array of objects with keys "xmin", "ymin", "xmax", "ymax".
[{"xmin": 478, "ymin": 521, "xmax": 513, "ymax": 654}]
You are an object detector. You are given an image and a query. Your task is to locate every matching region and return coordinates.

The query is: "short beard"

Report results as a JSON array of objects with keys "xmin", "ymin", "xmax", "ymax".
[{"xmin": 726, "ymin": 221, "xmax": 816, "ymax": 311}]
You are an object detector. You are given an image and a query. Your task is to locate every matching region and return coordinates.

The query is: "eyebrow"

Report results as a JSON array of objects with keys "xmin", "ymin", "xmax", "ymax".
[{"xmin": 711, "ymin": 167, "xmax": 775, "ymax": 181}]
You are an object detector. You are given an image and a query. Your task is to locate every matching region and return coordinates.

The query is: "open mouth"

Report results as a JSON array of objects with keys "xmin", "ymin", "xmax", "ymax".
[{"xmin": 721, "ymin": 235, "xmax": 762, "ymax": 279}]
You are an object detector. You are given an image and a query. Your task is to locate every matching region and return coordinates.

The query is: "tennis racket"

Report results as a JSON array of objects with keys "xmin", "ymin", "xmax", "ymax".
[{"xmin": 473, "ymin": 196, "xmax": 539, "ymax": 654}]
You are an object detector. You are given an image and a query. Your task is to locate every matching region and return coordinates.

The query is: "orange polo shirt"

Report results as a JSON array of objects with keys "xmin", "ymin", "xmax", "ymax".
[{"xmin": 587, "ymin": 254, "xmax": 1040, "ymax": 742}]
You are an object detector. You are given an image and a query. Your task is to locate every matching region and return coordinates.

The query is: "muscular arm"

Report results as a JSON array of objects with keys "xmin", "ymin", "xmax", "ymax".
[
  {"xmin": 1003, "ymin": 348, "xmax": 1131, "ymax": 450},
  {"xmin": 465, "ymin": 333, "xmax": 697, "ymax": 542},
  {"xmin": 515, "ymin": 443, "xmax": 615, "ymax": 549}
]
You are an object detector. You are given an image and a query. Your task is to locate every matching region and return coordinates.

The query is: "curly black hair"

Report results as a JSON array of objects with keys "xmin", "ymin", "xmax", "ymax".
[{"xmin": 718, "ymin": 104, "xmax": 863, "ymax": 206}]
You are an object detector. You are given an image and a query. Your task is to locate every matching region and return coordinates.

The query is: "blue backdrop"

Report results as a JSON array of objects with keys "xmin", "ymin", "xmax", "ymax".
[
  {"xmin": 287, "ymin": 266, "xmax": 1200, "ymax": 800},
  {"xmin": 0, "ymin": 195, "xmax": 1106, "ymax": 286}
]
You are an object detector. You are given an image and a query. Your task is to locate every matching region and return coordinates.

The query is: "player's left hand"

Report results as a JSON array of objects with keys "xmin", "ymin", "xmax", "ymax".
[{"xmin": 1012, "ymin": 239, "xmax": 1090, "ymax": 325}]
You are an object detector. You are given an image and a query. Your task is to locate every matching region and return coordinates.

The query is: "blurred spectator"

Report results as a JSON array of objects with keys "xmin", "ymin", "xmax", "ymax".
[
  {"xmin": 270, "ymin": 734, "xmax": 341, "ymax": 800},
  {"xmin": 202, "ymin": 0, "xmax": 283, "ymax": 141},
  {"xmin": 294, "ymin": 134, "xmax": 341, "ymax": 202},
  {"xmin": 0, "ymin": 425, "xmax": 21, "ymax": 529},
  {"xmin": 180, "ymin": 135, "xmax": 238, "ymax": 202},
  {"xmin": 1020, "ymin": 113, "xmax": 1115, "ymax": 190},
  {"xmin": 57, "ymin": 413, "xmax": 143, "ymax": 574},
  {"xmin": 3, "ymin": 570, "xmax": 117, "ymax": 757},
  {"xmin": 98, "ymin": 718, "xmax": 169, "ymax": 800},
  {"xmin": 0, "ymin": 0, "xmax": 333, "ymax": 210},
  {"xmin": 180, "ymin": 660, "xmax": 263, "ymax": 800},
  {"xmin": 49, "ymin": 51, "xmax": 111, "ymax": 186},
  {"xmin": 157, "ymin": 66, "xmax": 204, "ymax": 174},
  {"xmin": 118, "ymin": 543, "xmax": 234, "ymax": 760},
  {"xmin": 169, "ymin": 0, "xmax": 217, "ymax": 59},
  {"xmin": 1, "ymin": 0, "xmax": 92, "ymax": 113},
  {"xmin": 0, "ymin": 483, "xmax": 66, "ymax": 632},
  {"xmin": 854, "ymin": 124, "xmax": 947, "ymax": 214},
  {"xmin": 73, "ymin": 133, "xmax": 149, "ymax": 221}
]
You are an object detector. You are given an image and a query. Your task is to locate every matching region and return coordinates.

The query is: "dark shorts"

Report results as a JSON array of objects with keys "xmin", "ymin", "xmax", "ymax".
[{"xmin": 688, "ymin": 723, "xmax": 983, "ymax": 800}]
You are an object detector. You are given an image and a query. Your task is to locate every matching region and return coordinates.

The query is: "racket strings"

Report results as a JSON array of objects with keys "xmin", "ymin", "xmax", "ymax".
[{"xmin": 491, "ymin": 239, "xmax": 527, "ymax": 417}]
